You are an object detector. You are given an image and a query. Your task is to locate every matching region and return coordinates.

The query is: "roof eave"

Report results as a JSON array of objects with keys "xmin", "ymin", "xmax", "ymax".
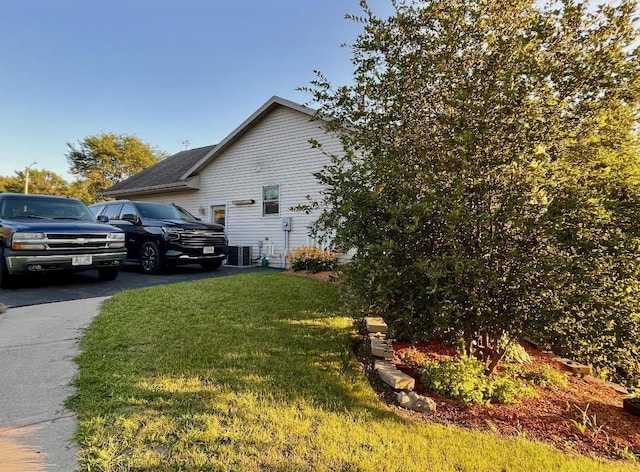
[
  {"xmin": 180, "ymin": 96, "xmax": 322, "ymax": 179},
  {"xmin": 100, "ymin": 176, "xmax": 200, "ymax": 198}
]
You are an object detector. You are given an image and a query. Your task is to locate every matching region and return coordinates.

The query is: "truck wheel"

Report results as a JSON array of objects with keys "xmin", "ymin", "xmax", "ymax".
[
  {"xmin": 0, "ymin": 249, "xmax": 13, "ymax": 290},
  {"xmin": 200, "ymin": 259, "xmax": 223, "ymax": 271},
  {"xmin": 98, "ymin": 267, "xmax": 119, "ymax": 281},
  {"xmin": 140, "ymin": 241, "xmax": 162, "ymax": 274}
]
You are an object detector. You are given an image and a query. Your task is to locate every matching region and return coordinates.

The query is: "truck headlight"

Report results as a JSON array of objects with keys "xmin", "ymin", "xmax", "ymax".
[
  {"xmin": 13, "ymin": 232, "xmax": 45, "ymax": 240},
  {"xmin": 107, "ymin": 232, "xmax": 126, "ymax": 248},
  {"xmin": 11, "ymin": 232, "xmax": 46, "ymax": 250},
  {"xmin": 162, "ymin": 227, "xmax": 182, "ymax": 242}
]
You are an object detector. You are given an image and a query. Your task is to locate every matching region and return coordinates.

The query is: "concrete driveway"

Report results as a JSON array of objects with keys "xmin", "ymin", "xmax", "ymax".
[{"xmin": 0, "ymin": 297, "xmax": 106, "ymax": 472}]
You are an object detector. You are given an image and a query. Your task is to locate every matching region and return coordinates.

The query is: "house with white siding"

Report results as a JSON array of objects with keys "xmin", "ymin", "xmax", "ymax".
[{"xmin": 101, "ymin": 96, "xmax": 343, "ymax": 267}]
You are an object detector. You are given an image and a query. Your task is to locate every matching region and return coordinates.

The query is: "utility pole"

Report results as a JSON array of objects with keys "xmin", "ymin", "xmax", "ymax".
[{"xmin": 24, "ymin": 162, "xmax": 37, "ymax": 194}]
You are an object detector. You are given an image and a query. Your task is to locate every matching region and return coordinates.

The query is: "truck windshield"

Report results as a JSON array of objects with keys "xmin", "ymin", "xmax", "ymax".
[
  {"xmin": 136, "ymin": 203, "xmax": 197, "ymax": 221},
  {"xmin": 0, "ymin": 198, "xmax": 95, "ymax": 221}
]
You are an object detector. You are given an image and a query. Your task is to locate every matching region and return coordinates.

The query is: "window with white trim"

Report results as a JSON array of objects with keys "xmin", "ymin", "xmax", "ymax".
[
  {"xmin": 211, "ymin": 205, "xmax": 226, "ymax": 226},
  {"xmin": 262, "ymin": 185, "xmax": 280, "ymax": 216}
]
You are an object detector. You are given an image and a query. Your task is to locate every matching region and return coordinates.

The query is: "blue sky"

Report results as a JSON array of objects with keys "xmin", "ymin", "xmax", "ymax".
[{"xmin": 0, "ymin": 1, "xmax": 390, "ymax": 180}]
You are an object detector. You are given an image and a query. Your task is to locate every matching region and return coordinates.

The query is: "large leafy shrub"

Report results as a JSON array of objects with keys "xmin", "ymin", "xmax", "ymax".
[{"xmin": 304, "ymin": 0, "xmax": 640, "ymax": 384}]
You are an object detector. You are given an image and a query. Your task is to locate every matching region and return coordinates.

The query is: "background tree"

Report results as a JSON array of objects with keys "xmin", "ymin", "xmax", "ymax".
[
  {"xmin": 67, "ymin": 180, "xmax": 94, "ymax": 203},
  {"xmin": 305, "ymin": 0, "xmax": 640, "ymax": 383},
  {"xmin": 0, "ymin": 174, "xmax": 22, "ymax": 193},
  {"xmin": 66, "ymin": 133, "xmax": 165, "ymax": 202},
  {"xmin": 0, "ymin": 169, "xmax": 69, "ymax": 195}
]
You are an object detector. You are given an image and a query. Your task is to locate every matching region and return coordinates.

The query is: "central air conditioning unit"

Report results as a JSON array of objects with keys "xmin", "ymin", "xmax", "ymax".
[{"xmin": 226, "ymin": 245, "xmax": 252, "ymax": 266}]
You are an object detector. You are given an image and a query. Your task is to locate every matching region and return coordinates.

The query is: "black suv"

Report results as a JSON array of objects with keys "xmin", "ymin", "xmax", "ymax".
[
  {"xmin": 89, "ymin": 200, "xmax": 227, "ymax": 274},
  {"xmin": 0, "ymin": 193, "xmax": 127, "ymax": 288}
]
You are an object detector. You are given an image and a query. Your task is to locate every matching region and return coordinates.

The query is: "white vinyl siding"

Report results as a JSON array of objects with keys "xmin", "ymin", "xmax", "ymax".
[
  {"xmin": 122, "ymin": 105, "xmax": 343, "ymax": 263},
  {"xmin": 196, "ymin": 106, "xmax": 341, "ymax": 260}
]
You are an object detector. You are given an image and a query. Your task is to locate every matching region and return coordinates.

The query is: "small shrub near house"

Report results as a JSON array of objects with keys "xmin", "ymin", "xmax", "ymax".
[{"xmin": 286, "ymin": 246, "xmax": 339, "ymax": 273}]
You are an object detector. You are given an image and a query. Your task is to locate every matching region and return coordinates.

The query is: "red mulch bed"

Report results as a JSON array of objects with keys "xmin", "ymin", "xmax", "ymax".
[
  {"xmin": 392, "ymin": 339, "xmax": 640, "ymax": 461},
  {"xmin": 285, "ymin": 269, "xmax": 639, "ymax": 460}
]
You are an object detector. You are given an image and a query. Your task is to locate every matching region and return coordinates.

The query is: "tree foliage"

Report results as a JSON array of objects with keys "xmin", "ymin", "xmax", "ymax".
[
  {"xmin": 305, "ymin": 0, "xmax": 640, "ymax": 384},
  {"xmin": 0, "ymin": 169, "xmax": 69, "ymax": 195},
  {"xmin": 66, "ymin": 133, "xmax": 164, "ymax": 203},
  {"xmin": 0, "ymin": 174, "xmax": 21, "ymax": 193}
]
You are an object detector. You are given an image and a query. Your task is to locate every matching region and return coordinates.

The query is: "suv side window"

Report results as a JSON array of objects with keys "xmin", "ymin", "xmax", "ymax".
[
  {"xmin": 121, "ymin": 203, "xmax": 138, "ymax": 217},
  {"xmin": 88, "ymin": 203, "xmax": 106, "ymax": 217},
  {"xmin": 103, "ymin": 203, "xmax": 123, "ymax": 220}
]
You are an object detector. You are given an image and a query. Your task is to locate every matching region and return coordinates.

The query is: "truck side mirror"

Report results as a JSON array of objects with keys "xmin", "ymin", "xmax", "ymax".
[
  {"xmin": 122, "ymin": 213, "xmax": 139, "ymax": 224},
  {"xmin": 97, "ymin": 215, "xmax": 109, "ymax": 223}
]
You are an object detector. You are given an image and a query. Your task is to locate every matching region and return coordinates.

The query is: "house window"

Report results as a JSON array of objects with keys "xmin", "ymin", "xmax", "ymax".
[
  {"xmin": 211, "ymin": 205, "xmax": 226, "ymax": 226},
  {"xmin": 262, "ymin": 185, "xmax": 279, "ymax": 216}
]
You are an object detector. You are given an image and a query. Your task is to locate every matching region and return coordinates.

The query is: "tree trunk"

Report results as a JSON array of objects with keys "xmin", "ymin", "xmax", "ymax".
[{"xmin": 485, "ymin": 336, "xmax": 513, "ymax": 376}]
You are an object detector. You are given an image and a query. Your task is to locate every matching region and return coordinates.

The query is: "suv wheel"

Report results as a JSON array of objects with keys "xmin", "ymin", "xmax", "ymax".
[
  {"xmin": 140, "ymin": 241, "xmax": 162, "ymax": 274},
  {"xmin": 200, "ymin": 259, "xmax": 223, "ymax": 271},
  {"xmin": 98, "ymin": 267, "xmax": 119, "ymax": 281}
]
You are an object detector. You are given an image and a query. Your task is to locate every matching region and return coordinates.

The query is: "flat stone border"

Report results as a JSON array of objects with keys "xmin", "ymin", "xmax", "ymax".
[
  {"xmin": 365, "ymin": 317, "xmax": 417, "ymax": 392},
  {"xmin": 374, "ymin": 360, "xmax": 416, "ymax": 390},
  {"xmin": 366, "ymin": 317, "xmax": 388, "ymax": 333},
  {"xmin": 524, "ymin": 337, "xmax": 628, "ymax": 393},
  {"xmin": 553, "ymin": 357, "xmax": 593, "ymax": 376},
  {"xmin": 371, "ymin": 338, "xmax": 394, "ymax": 359}
]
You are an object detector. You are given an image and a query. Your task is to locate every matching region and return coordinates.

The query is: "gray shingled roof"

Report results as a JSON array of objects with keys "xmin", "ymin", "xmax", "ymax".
[
  {"xmin": 101, "ymin": 96, "xmax": 322, "ymax": 198},
  {"xmin": 102, "ymin": 144, "xmax": 215, "ymax": 196}
]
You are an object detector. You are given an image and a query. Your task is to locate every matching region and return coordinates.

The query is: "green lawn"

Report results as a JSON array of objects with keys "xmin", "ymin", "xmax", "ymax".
[{"xmin": 68, "ymin": 272, "xmax": 639, "ymax": 471}]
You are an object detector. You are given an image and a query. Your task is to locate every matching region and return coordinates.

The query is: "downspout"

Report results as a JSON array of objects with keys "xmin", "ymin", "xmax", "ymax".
[
  {"xmin": 283, "ymin": 230, "xmax": 288, "ymax": 269},
  {"xmin": 281, "ymin": 217, "xmax": 292, "ymax": 269}
]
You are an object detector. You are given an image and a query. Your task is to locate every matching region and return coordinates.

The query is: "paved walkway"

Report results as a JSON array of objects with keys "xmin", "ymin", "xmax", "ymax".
[{"xmin": 0, "ymin": 297, "xmax": 107, "ymax": 472}]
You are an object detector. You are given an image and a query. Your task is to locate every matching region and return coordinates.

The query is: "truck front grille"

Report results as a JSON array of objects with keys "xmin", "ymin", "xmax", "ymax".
[
  {"xmin": 180, "ymin": 231, "xmax": 226, "ymax": 248},
  {"xmin": 45, "ymin": 233, "xmax": 112, "ymax": 249}
]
